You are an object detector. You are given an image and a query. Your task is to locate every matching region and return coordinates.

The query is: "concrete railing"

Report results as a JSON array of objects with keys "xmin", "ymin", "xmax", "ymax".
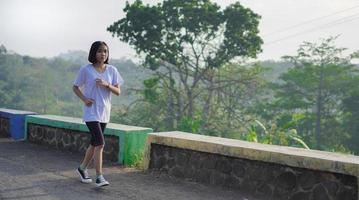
[{"xmin": 145, "ymin": 131, "xmax": 359, "ymax": 200}]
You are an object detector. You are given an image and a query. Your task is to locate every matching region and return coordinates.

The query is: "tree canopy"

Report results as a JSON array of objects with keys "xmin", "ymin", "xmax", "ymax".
[{"xmin": 108, "ymin": 0, "xmax": 263, "ymax": 127}]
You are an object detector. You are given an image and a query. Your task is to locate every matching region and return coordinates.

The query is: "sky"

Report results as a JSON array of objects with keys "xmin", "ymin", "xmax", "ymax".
[{"xmin": 1, "ymin": 0, "xmax": 359, "ymax": 61}]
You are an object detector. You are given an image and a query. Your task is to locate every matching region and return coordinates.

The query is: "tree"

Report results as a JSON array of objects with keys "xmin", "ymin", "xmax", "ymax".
[
  {"xmin": 276, "ymin": 36, "xmax": 358, "ymax": 150},
  {"xmin": 0, "ymin": 44, "xmax": 7, "ymax": 54},
  {"xmin": 108, "ymin": 0, "xmax": 262, "ymax": 130},
  {"xmin": 342, "ymin": 88, "xmax": 359, "ymax": 154},
  {"xmin": 341, "ymin": 51, "xmax": 359, "ymax": 154},
  {"xmin": 202, "ymin": 62, "xmax": 266, "ymax": 137}
]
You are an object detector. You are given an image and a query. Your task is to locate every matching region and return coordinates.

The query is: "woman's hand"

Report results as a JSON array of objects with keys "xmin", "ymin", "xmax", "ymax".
[
  {"xmin": 73, "ymin": 85, "xmax": 95, "ymax": 106},
  {"xmin": 83, "ymin": 98, "xmax": 95, "ymax": 107},
  {"xmin": 94, "ymin": 78, "xmax": 120, "ymax": 96},
  {"xmin": 95, "ymin": 78, "xmax": 109, "ymax": 88}
]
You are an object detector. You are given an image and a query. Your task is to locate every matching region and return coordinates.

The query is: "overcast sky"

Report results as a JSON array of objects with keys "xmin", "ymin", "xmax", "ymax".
[{"xmin": 1, "ymin": 0, "xmax": 358, "ymax": 61}]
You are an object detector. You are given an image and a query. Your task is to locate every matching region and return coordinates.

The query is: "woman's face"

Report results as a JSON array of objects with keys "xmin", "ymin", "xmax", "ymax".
[{"xmin": 95, "ymin": 44, "xmax": 108, "ymax": 63}]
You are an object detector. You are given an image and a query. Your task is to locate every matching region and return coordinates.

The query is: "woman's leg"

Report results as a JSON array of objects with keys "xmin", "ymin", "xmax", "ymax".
[
  {"xmin": 85, "ymin": 122, "xmax": 107, "ymax": 177},
  {"xmin": 84, "ymin": 121, "xmax": 109, "ymax": 186},
  {"xmin": 94, "ymin": 144, "xmax": 104, "ymax": 176},
  {"xmin": 94, "ymin": 123, "xmax": 107, "ymax": 176},
  {"xmin": 80, "ymin": 145, "xmax": 95, "ymax": 169}
]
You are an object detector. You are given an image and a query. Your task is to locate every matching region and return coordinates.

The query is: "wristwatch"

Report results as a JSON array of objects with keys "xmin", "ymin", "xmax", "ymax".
[{"xmin": 107, "ymin": 83, "xmax": 110, "ymax": 88}]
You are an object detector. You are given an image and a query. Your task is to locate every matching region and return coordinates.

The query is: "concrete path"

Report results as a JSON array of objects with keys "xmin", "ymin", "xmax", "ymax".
[{"xmin": 0, "ymin": 138, "xmax": 256, "ymax": 200}]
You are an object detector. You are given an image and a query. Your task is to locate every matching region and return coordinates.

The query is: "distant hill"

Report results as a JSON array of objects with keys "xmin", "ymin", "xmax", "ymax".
[
  {"xmin": 58, "ymin": 50, "xmax": 88, "ymax": 66},
  {"xmin": 259, "ymin": 60, "xmax": 293, "ymax": 82}
]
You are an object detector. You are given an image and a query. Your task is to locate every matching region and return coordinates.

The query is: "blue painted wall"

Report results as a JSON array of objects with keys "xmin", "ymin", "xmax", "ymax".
[{"xmin": 0, "ymin": 108, "xmax": 37, "ymax": 140}]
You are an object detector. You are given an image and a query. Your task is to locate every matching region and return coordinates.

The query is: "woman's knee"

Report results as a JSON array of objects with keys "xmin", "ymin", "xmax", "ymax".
[{"xmin": 94, "ymin": 144, "xmax": 105, "ymax": 149}]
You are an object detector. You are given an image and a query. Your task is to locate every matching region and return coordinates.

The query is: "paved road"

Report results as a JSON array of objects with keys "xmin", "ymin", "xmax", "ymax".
[{"xmin": 0, "ymin": 138, "xmax": 256, "ymax": 200}]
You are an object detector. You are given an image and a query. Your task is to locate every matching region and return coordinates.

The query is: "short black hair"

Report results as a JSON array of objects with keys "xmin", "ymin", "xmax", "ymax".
[{"xmin": 88, "ymin": 41, "xmax": 109, "ymax": 64}]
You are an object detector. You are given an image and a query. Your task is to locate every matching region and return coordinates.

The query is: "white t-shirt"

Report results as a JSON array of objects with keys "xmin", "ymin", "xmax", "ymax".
[{"xmin": 73, "ymin": 64, "xmax": 124, "ymax": 122}]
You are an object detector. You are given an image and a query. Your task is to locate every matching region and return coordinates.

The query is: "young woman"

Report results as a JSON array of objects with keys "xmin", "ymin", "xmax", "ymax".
[{"xmin": 73, "ymin": 41, "xmax": 123, "ymax": 187}]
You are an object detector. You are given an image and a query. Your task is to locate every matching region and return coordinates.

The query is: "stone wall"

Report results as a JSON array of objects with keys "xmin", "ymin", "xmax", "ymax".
[
  {"xmin": 149, "ymin": 144, "xmax": 357, "ymax": 200},
  {"xmin": 0, "ymin": 117, "xmax": 10, "ymax": 138},
  {"xmin": 27, "ymin": 123, "xmax": 119, "ymax": 162}
]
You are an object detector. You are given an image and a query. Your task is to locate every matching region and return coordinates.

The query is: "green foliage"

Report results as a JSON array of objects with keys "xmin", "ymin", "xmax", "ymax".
[
  {"xmin": 250, "ymin": 115, "xmax": 310, "ymax": 149},
  {"xmin": 129, "ymin": 150, "xmax": 145, "ymax": 170},
  {"xmin": 143, "ymin": 77, "xmax": 160, "ymax": 103},
  {"xmin": 246, "ymin": 125, "xmax": 258, "ymax": 142},
  {"xmin": 112, "ymin": 99, "xmax": 167, "ymax": 132},
  {"xmin": 108, "ymin": 0, "xmax": 262, "ymax": 68},
  {"xmin": 268, "ymin": 36, "xmax": 358, "ymax": 153},
  {"xmin": 0, "ymin": 45, "xmax": 7, "ymax": 54},
  {"xmin": 342, "ymin": 86, "xmax": 359, "ymax": 154},
  {"xmin": 178, "ymin": 116, "xmax": 201, "ymax": 134}
]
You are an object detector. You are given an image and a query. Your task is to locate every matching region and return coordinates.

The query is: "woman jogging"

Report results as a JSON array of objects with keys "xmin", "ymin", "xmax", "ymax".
[{"xmin": 73, "ymin": 41, "xmax": 123, "ymax": 187}]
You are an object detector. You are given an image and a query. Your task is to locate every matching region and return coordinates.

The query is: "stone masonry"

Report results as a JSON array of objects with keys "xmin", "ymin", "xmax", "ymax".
[
  {"xmin": 27, "ymin": 123, "xmax": 119, "ymax": 162},
  {"xmin": 149, "ymin": 144, "xmax": 358, "ymax": 200},
  {"xmin": 0, "ymin": 117, "xmax": 10, "ymax": 138}
]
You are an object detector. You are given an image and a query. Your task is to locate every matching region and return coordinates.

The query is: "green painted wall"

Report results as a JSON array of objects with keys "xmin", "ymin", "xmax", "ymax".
[
  {"xmin": 124, "ymin": 130, "xmax": 151, "ymax": 165},
  {"xmin": 25, "ymin": 115, "xmax": 152, "ymax": 165}
]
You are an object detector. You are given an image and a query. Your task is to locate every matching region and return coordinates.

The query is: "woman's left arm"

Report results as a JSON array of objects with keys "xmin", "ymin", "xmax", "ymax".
[{"xmin": 107, "ymin": 84, "xmax": 120, "ymax": 96}]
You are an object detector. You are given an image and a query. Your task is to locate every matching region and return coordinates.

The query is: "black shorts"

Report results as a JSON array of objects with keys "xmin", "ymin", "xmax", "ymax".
[{"xmin": 85, "ymin": 121, "xmax": 107, "ymax": 146}]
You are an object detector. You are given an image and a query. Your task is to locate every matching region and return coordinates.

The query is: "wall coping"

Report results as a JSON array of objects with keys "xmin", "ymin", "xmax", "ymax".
[
  {"xmin": 0, "ymin": 108, "xmax": 36, "ymax": 116},
  {"xmin": 26, "ymin": 115, "xmax": 152, "ymax": 136},
  {"xmin": 146, "ymin": 131, "xmax": 359, "ymax": 179}
]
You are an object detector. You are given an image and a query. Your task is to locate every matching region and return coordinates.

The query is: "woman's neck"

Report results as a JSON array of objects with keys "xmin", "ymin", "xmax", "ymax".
[{"xmin": 93, "ymin": 62, "xmax": 106, "ymax": 69}]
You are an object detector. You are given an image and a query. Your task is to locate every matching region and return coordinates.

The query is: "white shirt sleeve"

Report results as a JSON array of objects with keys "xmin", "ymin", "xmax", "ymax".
[
  {"xmin": 73, "ymin": 66, "xmax": 86, "ymax": 87},
  {"xmin": 112, "ymin": 67, "xmax": 124, "ymax": 86}
]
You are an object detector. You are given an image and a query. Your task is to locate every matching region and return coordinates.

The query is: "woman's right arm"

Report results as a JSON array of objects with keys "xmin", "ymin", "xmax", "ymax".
[{"xmin": 73, "ymin": 85, "xmax": 93, "ymax": 106}]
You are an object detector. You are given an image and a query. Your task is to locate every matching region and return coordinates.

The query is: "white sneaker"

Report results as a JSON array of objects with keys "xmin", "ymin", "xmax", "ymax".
[
  {"xmin": 95, "ymin": 175, "xmax": 110, "ymax": 187},
  {"xmin": 77, "ymin": 167, "xmax": 92, "ymax": 183}
]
